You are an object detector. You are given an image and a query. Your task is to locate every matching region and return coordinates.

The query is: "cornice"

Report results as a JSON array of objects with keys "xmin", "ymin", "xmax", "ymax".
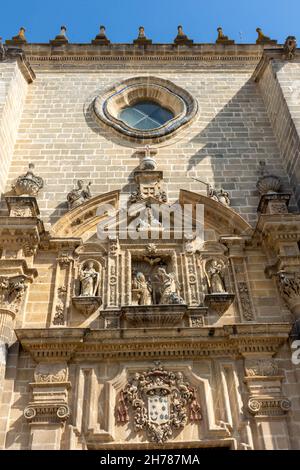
[
  {"xmin": 15, "ymin": 323, "xmax": 291, "ymax": 362},
  {"xmin": 253, "ymin": 48, "xmax": 300, "ymax": 82},
  {"xmin": 8, "ymin": 43, "xmax": 284, "ymax": 71}
]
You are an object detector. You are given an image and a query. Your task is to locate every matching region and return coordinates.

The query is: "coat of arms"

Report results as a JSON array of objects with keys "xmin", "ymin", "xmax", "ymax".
[{"xmin": 116, "ymin": 363, "xmax": 202, "ymax": 444}]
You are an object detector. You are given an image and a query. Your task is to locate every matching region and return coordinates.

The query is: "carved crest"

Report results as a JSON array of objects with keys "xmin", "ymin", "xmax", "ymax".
[{"xmin": 117, "ymin": 363, "xmax": 201, "ymax": 444}]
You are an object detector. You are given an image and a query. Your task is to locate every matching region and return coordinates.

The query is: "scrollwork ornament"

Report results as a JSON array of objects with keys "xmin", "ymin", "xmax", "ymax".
[
  {"xmin": 24, "ymin": 406, "xmax": 37, "ymax": 420},
  {"xmin": 280, "ymin": 399, "xmax": 292, "ymax": 412},
  {"xmin": 248, "ymin": 398, "xmax": 262, "ymax": 415},
  {"xmin": 57, "ymin": 405, "xmax": 70, "ymax": 420}
]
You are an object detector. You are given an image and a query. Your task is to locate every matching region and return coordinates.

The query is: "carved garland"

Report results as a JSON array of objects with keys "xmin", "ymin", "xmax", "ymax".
[{"xmin": 117, "ymin": 364, "xmax": 201, "ymax": 444}]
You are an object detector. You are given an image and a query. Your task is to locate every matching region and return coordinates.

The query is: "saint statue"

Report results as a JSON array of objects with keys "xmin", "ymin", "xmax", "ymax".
[
  {"xmin": 79, "ymin": 261, "xmax": 100, "ymax": 297},
  {"xmin": 205, "ymin": 259, "xmax": 226, "ymax": 294},
  {"xmin": 156, "ymin": 267, "xmax": 184, "ymax": 305},
  {"xmin": 67, "ymin": 180, "xmax": 92, "ymax": 209},
  {"xmin": 132, "ymin": 271, "xmax": 153, "ymax": 305}
]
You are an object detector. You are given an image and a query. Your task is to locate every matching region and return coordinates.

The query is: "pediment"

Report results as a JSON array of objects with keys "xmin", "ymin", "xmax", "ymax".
[
  {"xmin": 179, "ymin": 190, "xmax": 252, "ymax": 237},
  {"xmin": 50, "ymin": 189, "xmax": 252, "ymax": 241}
]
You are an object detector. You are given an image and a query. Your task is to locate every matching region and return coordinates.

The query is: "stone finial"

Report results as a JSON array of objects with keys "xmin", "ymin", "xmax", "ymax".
[
  {"xmin": 173, "ymin": 25, "xmax": 193, "ymax": 46},
  {"xmin": 133, "ymin": 26, "xmax": 152, "ymax": 45},
  {"xmin": 92, "ymin": 25, "xmax": 110, "ymax": 45},
  {"xmin": 256, "ymin": 161, "xmax": 281, "ymax": 194},
  {"xmin": 5, "ymin": 27, "xmax": 27, "ymax": 45},
  {"xmin": 138, "ymin": 145, "xmax": 157, "ymax": 171},
  {"xmin": 283, "ymin": 36, "xmax": 297, "ymax": 60},
  {"xmin": 12, "ymin": 163, "xmax": 44, "ymax": 197},
  {"xmin": 256, "ymin": 27, "xmax": 277, "ymax": 45},
  {"xmin": 216, "ymin": 27, "xmax": 234, "ymax": 45},
  {"xmin": 50, "ymin": 25, "xmax": 68, "ymax": 46},
  {"xmin": 0, "ymin": 37, "xmax": 5, "ymax": 60}
]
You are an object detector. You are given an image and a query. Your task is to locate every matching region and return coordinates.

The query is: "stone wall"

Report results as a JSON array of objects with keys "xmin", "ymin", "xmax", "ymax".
[
  {"xmin": 259, "ymin": 58, "xmax": 300, "ymax": 208},
  {"xmin": 4, "ymin": 66, "xmax": 291, "ymax": 226},
  {"xmin": 0, "ymin": 60, "xmax": 28, "ymax": 194}
]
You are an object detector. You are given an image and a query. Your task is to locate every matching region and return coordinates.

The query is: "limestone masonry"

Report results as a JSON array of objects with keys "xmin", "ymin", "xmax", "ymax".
[{"xmin": 0, "ymin": 26, "xmax": 300, "ymax": 450}]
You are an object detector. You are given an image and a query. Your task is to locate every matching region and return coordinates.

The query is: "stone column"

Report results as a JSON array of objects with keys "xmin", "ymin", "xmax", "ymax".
[
  {"xmin": 243, "ymin": 356, "xmax": 291, "ymax": 450},
  {"xmin": 24, "ymin": 362, "xmax": 71, "ymax": 450}
]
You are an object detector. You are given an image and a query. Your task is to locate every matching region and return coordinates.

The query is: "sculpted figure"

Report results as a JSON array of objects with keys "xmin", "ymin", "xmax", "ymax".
[
  {"xmin": 283, "ymin": 36, "xmax": 297, "ymax": 60},
  {"xmin": 206, "ymin": 259, "xmax": 226, "ymax": 294},
  {"xmin": 67, "ymin": 180, "xmax": 92, "ymax": 209},
  {"xmin": 156, "ymin": 267, "xmax": 184, "ymax": 305},
  {"xmin": 79, "ymin": 261, "xmax": 100, "ymax": 297},
  {"xmin": 132, "ymin": 271, "xmax": 153, "ymax": 305}
]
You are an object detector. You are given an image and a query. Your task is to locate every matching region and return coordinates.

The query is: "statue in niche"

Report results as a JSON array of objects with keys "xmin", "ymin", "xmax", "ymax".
[
  {"xmin": 205, "ymin": 259, "xmax": 227, "ymax": 294},
  {"xmin": 156, "ymin": 267, "xmax": 184, "ymax": 305},
  {"xmin": 79, "ymin": 261, "xmax": 100, "ymax": 297},
  {"xmin": 132, "ymin": 271, "xmax": 153, "ymax": 305},
  {"xmin": 67, "ymin": 180, "xmax": 92, "ymax": 210}
]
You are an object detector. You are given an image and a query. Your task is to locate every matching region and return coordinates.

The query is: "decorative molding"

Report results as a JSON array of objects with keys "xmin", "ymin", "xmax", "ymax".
[
  {"xmin": 245, "ymin": 359, "xmax": 279, "ymax": 377},
  {"xmin": 24, "ymin": 363, "xmax": 71, "ymax": 424},
  {"xmin": 34, "ymin": 363, "xmax": 68, "ymax": 383},
  {"xmin": 237, "ymin": 282, "xmax": 254, "ymax": 321},
  {"xmin": 0, "ymin": 275, "xmax": 28, "ymax": 316},
  {"xmin": 15, "ymin": 323, "xmax": 290, "ymax": 362},
  {"xmin": 276, "ymin": 271, "xmax": 300, "ymax": 319},
  {"xmin": 247, "ymin": 397, "xmax": 291, "ymax": 417},
  {"xmin": 93, "ymin": 76, "xmax": 198, "ymax": 143},
  {"xmin": 53, "ymin": 286, "xmax": 67, "ymax": 325}
]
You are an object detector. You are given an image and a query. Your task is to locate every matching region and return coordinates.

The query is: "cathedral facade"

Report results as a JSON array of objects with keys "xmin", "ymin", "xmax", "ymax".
[{"xmin": 0, "ymin": 25, "xmax": 300, "ymax": 450}]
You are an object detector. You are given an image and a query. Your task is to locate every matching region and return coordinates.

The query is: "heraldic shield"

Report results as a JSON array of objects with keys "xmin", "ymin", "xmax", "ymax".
[
  {"xmin": 148, "ymin": 392, "xmax": 169, "ymax": 425},
  {"xmin": 117, "ymin": 363, "xmax": 202, "ymax": 444}
]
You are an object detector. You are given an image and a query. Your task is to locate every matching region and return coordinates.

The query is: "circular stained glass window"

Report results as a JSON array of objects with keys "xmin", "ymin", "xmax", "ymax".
[{"xmin": 119, "ymin": 101, "xmax": 174, "ymax": 130}]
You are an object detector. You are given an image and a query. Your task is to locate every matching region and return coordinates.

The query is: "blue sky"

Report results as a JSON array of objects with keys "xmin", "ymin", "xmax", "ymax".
[{"xmin": 0, "ymin": 0, "xmax": 299, "ymax": 44}]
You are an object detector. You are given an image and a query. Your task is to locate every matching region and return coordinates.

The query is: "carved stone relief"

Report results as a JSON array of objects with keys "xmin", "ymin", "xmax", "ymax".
[
  {"xmin": 117, "ymin": 364, "xmax": 201, "ymax": 444},
  {"xmin": 276, "ymin": 270, "xmax": 300, "ymax": 319},
  {"xmin": 0, "ymin": 275, "xmax": 27, "ymax": 315}
]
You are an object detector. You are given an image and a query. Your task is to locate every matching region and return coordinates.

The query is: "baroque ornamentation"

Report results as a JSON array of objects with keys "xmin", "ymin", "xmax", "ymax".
[
  {"xmin": 53, "ymin": 286, "xmax": 67, "ymax": 325},
  {"xmin": 245, "ymin": 359, "xmax": 279, "ymax": 377},
  {"xmin": 24, "ymin": 404, "xmax": 70, "ymax": 422},
  {"xmin": 12, "ymin": 163, "xmax": 44, "ymax": 197},
  {"xmin": 34, "ymin": 363, "xmax": 68, "ymax": 383},
  {"xmin": 238, "ymin": 282, "xmax": 254, "ymax": 321},
  {"xmin": 93, "ymin": 76, "xmax": 198, "ymax": 143},
  {"xmin": 283, "ymin": 36, "xmax": 297, "ymax": 60},
  {"xmin": 216, "ymin": 27, "xmax": 234, "ymax": 45},
  {"xmin": 117, "ymin": 364, "xmax": 201, "ymax": 444},
  {"xmin": 256, "ymin": 27, "xmax": 277, "ymax": 45},
  {"xmin": 92, "ymin": 25, "xmax": 111, "ymax": 45},
  {"xmin": 67, "ymin": 180, "xmax": 92, "ymax": 210},
  {"xmin": 276, "ymin": 271, "xmax": 300, "ymax": 318},
  {"xmin": 248, "ymin": 397, "xmax": 291, "ymax": 417},
  {"xmin": 0, "ymin": 275, "xmax": 27, "ymax": 314},
  {"xmin": 57, "ymin": 253, "xmax": 73, "ymax": 266},
  {"xmin": 173, "ymin": 25, "xmax": 193, "ymax": 46}
]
